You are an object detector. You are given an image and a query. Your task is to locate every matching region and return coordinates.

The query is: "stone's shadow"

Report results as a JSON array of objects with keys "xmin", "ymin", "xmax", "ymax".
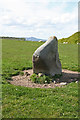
[{"xmin": 55, "ymin": 72, "xmax": 79, "ymax": 83}]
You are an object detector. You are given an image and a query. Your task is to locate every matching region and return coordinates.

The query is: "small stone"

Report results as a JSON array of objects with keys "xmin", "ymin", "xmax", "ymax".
[
  {"xmin": 45, "ymin": 80, "xmax": 47, "ymax": 83},
  {"xmin": 38, "ymin": 73, "xmax": 44, "ymax": 77},
  {"xmin": 52, "ymin": 79, "xmax": 56, "ymax": 83},
  {"xmin": 60, "ymin": 82, "xmax": 67, "ymax": 85},
  {"xmin": 54, "ymin": 81, "xmax": 56, "ymax": 84},
  {"xmin": 75, "ymin": 81, "xmax": 78, "ymax": 83}
]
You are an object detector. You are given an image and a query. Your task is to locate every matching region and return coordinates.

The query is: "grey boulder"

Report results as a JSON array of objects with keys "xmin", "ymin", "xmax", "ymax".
[{"xmin": 32, "ymin": 36, "xmax": 62, "ymax": 76}]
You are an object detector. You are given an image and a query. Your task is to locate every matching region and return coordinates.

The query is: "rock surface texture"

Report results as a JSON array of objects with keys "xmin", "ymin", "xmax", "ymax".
[{"xmin": 32, "ymin": 36, "xmax": 62, "ymax": 76}]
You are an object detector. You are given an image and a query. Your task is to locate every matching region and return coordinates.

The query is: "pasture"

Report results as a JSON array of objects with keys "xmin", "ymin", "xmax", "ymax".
[{"xmin": 2, "ymin": 39, "xmax": 78, "ymax": 118}]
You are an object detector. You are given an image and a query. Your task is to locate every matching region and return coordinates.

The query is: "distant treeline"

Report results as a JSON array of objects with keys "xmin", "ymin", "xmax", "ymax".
[{"xmin": 0, "ymin": 36, "xmax": 25, "ymax": 41}]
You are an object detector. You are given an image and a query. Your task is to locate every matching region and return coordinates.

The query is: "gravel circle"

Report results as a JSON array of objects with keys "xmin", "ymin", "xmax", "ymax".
[{"xmin": 8, "ymin": 69, "xmax": 79, "ymax": 88}]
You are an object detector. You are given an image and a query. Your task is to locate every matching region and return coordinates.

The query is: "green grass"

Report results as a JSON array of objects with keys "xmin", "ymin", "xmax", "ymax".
[
  {"xmin": 2, "ymin": 39, "xmax": 43, "ymax": 82},
  {"xmin": 2, "ymin": 83, "xmax": 78, "ymax": 118},
  {"xmin": 2, "ymin": 39, "xmax": 79, "ymax": 118},
  {"xmin": 58, "ymin": 43, "xmax": 78, "ymax": 71}
]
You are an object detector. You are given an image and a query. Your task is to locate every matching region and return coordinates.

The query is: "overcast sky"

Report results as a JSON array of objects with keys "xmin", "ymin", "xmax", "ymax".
[{"xmin": 0, "ymin": 0, "xmax": 79, "ymax": 39}]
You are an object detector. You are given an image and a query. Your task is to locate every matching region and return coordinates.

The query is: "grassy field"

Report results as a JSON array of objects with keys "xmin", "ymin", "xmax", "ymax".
[
  {"xmin": 2, "ymin": 39, "xmax": 79, "ymax": 118},
  {"xmin": 2, "ymin": 83, "xmax": 78, "ymax": 118},
  {"xmin": 58, "ymin": 43, "xmax": 78, "ymax": 71},
  {"xmin": 2, "ymin": 39, "xmax": 78, "ymax": 82},
  {"xmin": 2, "ymin": 39, "xmax": 43, "ymax": 82}
]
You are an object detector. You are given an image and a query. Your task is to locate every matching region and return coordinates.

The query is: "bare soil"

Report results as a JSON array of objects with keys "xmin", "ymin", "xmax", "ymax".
[{"xmin": 8, "ymin": 69, "xmax": 79, "ymax": 88}]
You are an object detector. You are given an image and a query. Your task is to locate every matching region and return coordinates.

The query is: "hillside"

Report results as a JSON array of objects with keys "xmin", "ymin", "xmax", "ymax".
[{"xmin": 58, "ymin": 32, "xmax": 80, "ymax": 43}]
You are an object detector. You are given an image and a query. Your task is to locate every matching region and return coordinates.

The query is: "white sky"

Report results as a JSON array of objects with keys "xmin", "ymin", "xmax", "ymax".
[{"xmin": 0, "ymin": 0, "xmax": 79, "ymax": 39}]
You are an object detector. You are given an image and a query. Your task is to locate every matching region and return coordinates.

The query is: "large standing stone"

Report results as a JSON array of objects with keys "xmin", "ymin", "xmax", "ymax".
[{"xmin": 32, "ymin": 36, "xmax": 62, "ymax": 76}]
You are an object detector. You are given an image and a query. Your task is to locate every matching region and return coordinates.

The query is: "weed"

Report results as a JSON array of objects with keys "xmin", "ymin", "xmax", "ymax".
[{"xmin": 30, "ymin": 74, "xmax": 53, "ymax": 84}]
